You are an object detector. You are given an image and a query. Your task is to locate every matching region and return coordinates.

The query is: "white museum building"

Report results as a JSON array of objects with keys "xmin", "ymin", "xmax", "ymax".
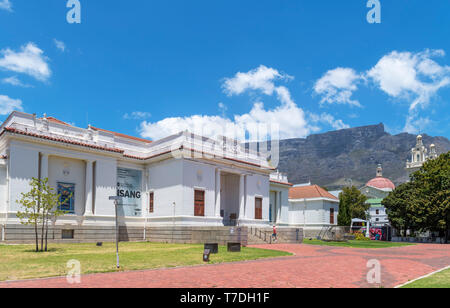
[{"xmin": 0, "ymin": 111, "xmax": 297, "ymax": 243}]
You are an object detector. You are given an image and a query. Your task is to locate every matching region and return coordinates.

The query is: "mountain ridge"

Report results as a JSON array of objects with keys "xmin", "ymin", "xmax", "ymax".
[{"xmin": 276, "ymin": 123, "xmax": 450, "ymax": 190}]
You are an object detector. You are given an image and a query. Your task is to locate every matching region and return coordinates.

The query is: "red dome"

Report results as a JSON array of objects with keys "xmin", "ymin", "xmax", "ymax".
[{"xmin": 366, "ymin": 177, "xmax": 395, "ymax": 190}]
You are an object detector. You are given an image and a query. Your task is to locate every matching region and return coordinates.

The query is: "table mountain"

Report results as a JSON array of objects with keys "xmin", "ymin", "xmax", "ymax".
[{"xmin": 276, "ymin": 123, "xmax": 450, "ymax": 190}]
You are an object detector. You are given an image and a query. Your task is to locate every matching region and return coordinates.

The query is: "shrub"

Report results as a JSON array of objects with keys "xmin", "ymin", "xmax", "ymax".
[{"xmin": 354, "ymin": 232, "xmax": 371, "ymax": 241}]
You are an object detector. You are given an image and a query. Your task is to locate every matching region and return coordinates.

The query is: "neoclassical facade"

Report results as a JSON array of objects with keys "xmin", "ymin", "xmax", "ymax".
[{"xmin": 0, "ymin": 111, "xmax": 293, "ymax": 242}]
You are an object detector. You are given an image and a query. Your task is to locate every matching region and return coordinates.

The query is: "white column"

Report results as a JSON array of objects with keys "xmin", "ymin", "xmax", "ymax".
[
  {"xmin": 277, "ymin": 191, "xmax": 282, "ymax": 223},
  {"xmin": 41, "ymin": 153, "xmax": 49, "ymax": 181},
  {"xmin": 85, "ymin": 160, "xmax": 94, "ymax": 216},
  {"xmin": 238, "ymin": 174, "xmax": 245, "ymax": 220},
  {"xmin": 215, "ymin": 169, "xmax": 221, "ymax": 217}
]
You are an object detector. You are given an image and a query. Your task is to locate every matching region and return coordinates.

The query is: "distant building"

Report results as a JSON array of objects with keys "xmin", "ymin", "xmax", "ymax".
[
  {"xmin": 360, "ymin": 164, "xmax": 395, "ymax": 227},
  {"xmin": 406, "ymin": 135, "xmax": 438, "ymax": 177},
  {"xmin": 288, "ymin": 184, "xmax": 339, "ymax": 237}
]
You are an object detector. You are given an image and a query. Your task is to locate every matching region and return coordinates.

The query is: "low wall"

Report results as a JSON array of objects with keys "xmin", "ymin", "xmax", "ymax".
[{"xmin": 0, "ymin": 224, "xmax": 248, "ymax": 245}]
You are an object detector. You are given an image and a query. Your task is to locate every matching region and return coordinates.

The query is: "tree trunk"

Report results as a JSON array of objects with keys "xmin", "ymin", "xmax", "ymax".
[
  {"xmin": 44, "ymin": 213, "xmax": 49, "ymax": 252},
  {"xmin": 40, "ymin": 216, "xmax": 45, "ymax": 252},
  {"xmin": 34, "ymin": 221, "xmax": 39, "ymax": 252}
]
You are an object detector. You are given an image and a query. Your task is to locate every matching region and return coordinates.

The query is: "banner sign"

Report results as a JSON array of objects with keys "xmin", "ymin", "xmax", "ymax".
[{"xmin": 117, "ymin": 168, "xmax": 142, "ymax": 217}]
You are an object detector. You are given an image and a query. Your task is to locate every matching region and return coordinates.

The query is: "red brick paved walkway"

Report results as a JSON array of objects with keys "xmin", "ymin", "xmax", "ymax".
[{"xmin": 1, "ymin": 243, "xmax": 449, "ymax": 288}]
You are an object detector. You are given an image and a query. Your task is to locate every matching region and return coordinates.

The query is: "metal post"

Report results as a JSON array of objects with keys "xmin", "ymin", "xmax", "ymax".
[
  {"xmin": 114, "ymin": 199, "xmax": 120, "ymax": 269},
  {"xmin": 109, "ymin": 196, "xmax": 121, "ymax": 269}
]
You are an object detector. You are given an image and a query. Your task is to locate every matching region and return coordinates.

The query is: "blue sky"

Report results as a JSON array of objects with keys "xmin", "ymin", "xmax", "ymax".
[{"xmin": 0, "ymin": 0, "xmax": 449, "ymax": 140}]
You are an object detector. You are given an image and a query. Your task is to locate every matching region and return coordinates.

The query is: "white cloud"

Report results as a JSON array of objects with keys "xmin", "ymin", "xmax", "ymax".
[
  {"xmin": 53, "ymin": 39, "xmax": 66, "ymax": 52},
  {"xmin": 223, "ymin": 65, "xmax": 292, "ymax": 96},
  {"xmin": 0, "ymin": 95, "xmax": 23, "ymax": 115},
  {"xmin": 314, "ymin": 67, "xmax": 362, "ymax": 107},
  {"xmin": 0, "ymin": 0, "xmax": 12, "ymax": 12},
  {"xmin": 309, "ymin": 112, "xmax": 350, "ymax": 130},
  {"xmin": 367, "ymin": 49, "xmax": 450, "ymax": 133},
  {"xmin": 2, "ymin": 76, "xmax": 32, "ymax": 87},
  {"xmin": 141, "ymin": 66, "xmax": 319, "ymax": 141},
  {"xmin": 0, "ymin": 42, "xmax": 51, "ymax": 81},
  {"xmin": 123, "ymin": 111, "xmax": 151, "ymax": 120}
]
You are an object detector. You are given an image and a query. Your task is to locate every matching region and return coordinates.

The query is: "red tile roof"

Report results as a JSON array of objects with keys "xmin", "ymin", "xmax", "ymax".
[
  {"xmin": 270, "ymin": 179, "xmax": 294, "ymax": 186},
  {"xmin": 43, "ymin": 115, "xmax": 152, "ymax": 145},
  {"xmin": 2, "ymin": 127, "xmax": 124, "ymax": 154},
  {"xmin": 46, "ymin": 117, "xmax": 72, "ymax": 126},
  {"xmin": 90, "ymin": 126, "xmax": 152, "ymax": 144},
  {"xmin": 289, "ymin": 185, "xmax": 338, "ymax": 200}
]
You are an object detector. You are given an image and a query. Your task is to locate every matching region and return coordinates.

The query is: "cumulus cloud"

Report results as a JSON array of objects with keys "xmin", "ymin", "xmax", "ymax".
[
  {"xmin": 53, "ymin": 39, "xmax": 66, "ymax": 52},
  {"xmin": 314, "ymin": 67, "xmax": 362, "ymax": 107},
  {"xmin": 123, "ymin": 111, "xmax": 151, "ymax": 120},
  {"xmin": 367, "ymin": 49, "xmax": 450, "ymax": 133},
  {"xmin": 0, "ymin": 42, "xmax": 51, "ymax": 81},
  {"xmin": 309, "ymin": 112, "xmax": 350, "ymax": 131},
  {"xmin": 140, "ymin": 66, "xmax": 327, "ymax": 141},
  {"xmin": 0, "ymin": 95, "xmax": 23, "ymax": 116},
  {"xmin": 2, "ymin": 76, "xmax": 32, "ymax": 87},
  {"xmin": 0, "ymin": 0, "xmax": 12, "ymax": 12}
]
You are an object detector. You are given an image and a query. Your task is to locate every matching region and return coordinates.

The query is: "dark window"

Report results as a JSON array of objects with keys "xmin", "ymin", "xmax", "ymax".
[
  {"xmin": 330, "ymin": 208, "xmax": 335, "ymax": 224},
  {"xmin": 149, "ymin": 192, "xmax": 154, "ymax": 213},
  {"xmin": 255, "ymin": 197, "xmax": 263, "ymax": 220},
  {"xmin": 194, "ymin": 190, "xmax": 205, "ymax": 217},
  {"xmin": 376, "ymin": 209, "xmax": 379, "ymax": 215},
  {"xmin": 62, "ymin": 230, "xmax": 74, "ymax": 239}
]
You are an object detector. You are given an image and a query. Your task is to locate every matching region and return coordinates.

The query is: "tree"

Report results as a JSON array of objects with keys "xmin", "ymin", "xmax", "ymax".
[
  {"xmin": 382, "ymin": 182, "xmax": 417, "ymax": 237},
  {"xmin": 16, "ymin": 178, "xmax": 68, "ymax": 252},
  {"xmin": 338, "ymin": 186, "xmax": 369, "ymax": 226},
  {"xmin": 411, "ymin": 152, "xmax": 450, "ymax": 243}
]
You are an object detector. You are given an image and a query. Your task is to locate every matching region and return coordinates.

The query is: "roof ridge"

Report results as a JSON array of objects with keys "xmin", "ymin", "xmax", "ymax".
[{"xmin": 90, "ymin": 126, "xmax": 152, "ymax": 144}]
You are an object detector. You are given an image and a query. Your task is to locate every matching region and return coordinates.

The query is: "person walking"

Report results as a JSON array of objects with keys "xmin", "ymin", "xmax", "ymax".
[{"xmin": 272, "ymin": 225, "xmax": 278, "ymax": 242}]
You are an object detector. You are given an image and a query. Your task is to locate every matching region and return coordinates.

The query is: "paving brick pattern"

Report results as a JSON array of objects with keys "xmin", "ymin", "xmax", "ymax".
[{"xmin": 1, "ymin": 243, "xmax": 449, "ymax": 288}]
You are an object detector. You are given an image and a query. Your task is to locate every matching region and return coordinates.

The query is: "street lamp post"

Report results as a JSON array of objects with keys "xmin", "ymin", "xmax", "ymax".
[{"xmin": 109, "ymin": 196, "xmax": 121, "ymax": 269}]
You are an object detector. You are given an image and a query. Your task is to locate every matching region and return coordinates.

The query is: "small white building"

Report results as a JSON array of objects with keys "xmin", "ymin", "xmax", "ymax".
[
  {"xmin": 288, "ymin": 184, "xmax": 339, "ymax": 237},
  {"xmin": 0, "ymin": 111, "xmax": 298, "ymax": 243}
]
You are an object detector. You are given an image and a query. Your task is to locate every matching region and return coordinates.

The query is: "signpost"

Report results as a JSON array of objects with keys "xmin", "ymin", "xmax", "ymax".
[{"xmin": 109, "ymin": 196, "xmax": 121, "ymax": 269}]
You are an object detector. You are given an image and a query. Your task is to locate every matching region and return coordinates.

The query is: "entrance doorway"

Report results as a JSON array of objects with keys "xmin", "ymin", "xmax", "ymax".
[{"xmin": 220, "ymin": 172, "xmax": 240, "ymax": 226}]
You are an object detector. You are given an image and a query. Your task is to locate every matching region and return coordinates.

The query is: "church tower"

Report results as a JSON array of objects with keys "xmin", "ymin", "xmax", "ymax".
[{"xmin": 406, "ymin": 135, "xmax": 438, "ymax": 177}]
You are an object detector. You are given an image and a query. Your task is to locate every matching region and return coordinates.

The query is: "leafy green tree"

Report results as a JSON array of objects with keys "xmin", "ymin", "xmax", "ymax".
[
  {"xmin": 382, "ymin": 182, "xmax": 417, "ymax": 237},
  {"xmin": 16, "ymin": 178, "xmax": 68, "ymax": 252},
  {"xmin": 411, "ymin": 152, "xmax": 450, "ymax": 243},
  {"xmin": 338, "ymin": 186, "xmax": 368, "ymax": 226}
]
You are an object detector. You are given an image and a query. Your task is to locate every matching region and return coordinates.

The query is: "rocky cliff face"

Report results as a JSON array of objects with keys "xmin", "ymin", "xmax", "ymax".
[{"xmin": 276, "ymin": 123, "xmax": 450, "ymax": 190}]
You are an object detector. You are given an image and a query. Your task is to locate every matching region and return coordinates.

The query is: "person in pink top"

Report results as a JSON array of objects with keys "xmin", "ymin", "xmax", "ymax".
[{"xmin": 272, "ymin": 225, "xmax": 278, "ymax": 242}]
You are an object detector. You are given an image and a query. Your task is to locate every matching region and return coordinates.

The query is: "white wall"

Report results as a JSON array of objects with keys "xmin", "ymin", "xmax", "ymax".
[
  {"xmin": 147, "ymin": 159, "xmax": 183, "ymax": 217},
  {"xmin": 93, "ymin": 159, "xmax": 117, "ymax": 216},
  {"xmin": 48, "ymin": 156, "xmax": 86, "ymax": 216},
  {"xmin": 182, "ymin": 159, "xmax": 216, "ymax": 217},
  {"xmin": 0, "ymin": 166, "xmax": 6, "ymax": 213},
  {"xmin": 289, "ymin": 199, "xmax": 339, "ymax": 226},
  {"xmin": 8, "ymin": 142, "xmax": 39, "ymax": 212},
  {"xmin": 245, "ymin": 174, "xmax": 269, "ymax": 221}
]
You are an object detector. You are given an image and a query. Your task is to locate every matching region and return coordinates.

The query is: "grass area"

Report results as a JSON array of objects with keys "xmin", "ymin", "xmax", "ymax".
[
  {"xmin": 401, "ymin": 268, "xmax": 450, "ymax": 288},
  {"xmin": 303, "ymin": 239, "xmax": 415, "ymax": 249},
  {"xmin": 0, "ymin": 242, "xmax": 291, "ymax": 282}
]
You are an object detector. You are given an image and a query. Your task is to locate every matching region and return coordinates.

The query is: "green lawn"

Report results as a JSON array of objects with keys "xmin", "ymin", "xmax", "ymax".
[
  {"xmin": 0, "ymin": 242, "xmax": 291, "ymax": 282},
  {"xmin": 401, "ymin": 268, "xmax": 450, "ymax": 288},
  {"xmin": 303, "ymin": 239, "xmax": 415, "ymax": 249}
]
